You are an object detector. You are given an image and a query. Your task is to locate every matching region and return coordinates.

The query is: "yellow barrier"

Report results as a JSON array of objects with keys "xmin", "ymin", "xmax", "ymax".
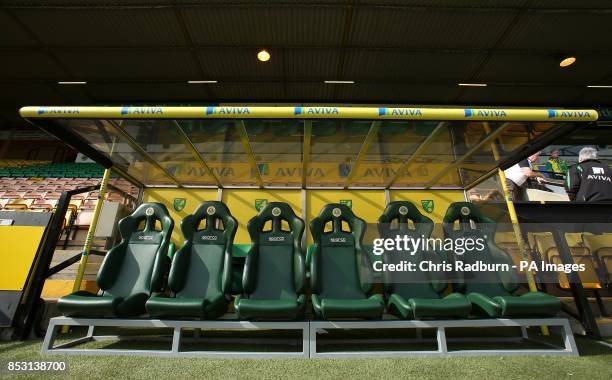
[
  {"xmin": 0, "ymin": 226, "xmax": 47, "ymax": 291},
  {"xmin": 20, "ymin": 106, "xmax": 598, "ymax": 121}
]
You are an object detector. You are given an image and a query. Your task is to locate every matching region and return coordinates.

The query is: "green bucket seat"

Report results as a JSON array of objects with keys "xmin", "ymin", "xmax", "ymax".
[
  {"xmin": 57, "ymin": 203, "xmax": 174, "ymax": 317},
  {"xmin": 310, "ymin": 204, "xmax": 384, "ymax": 319},
  {"xmin": 234, "ymin": 202, "xmax": 306, "ymax": 320},
  {"xmin": 146, "ymin": 201, "xmax": 237, "ymax": 319},
  {"xmin": 443, "ymin": 202, "xmax": 560, "ymax": 318},
  {"xmin": 379, "ymin": 201, "xmax": 471, "ymax": 319}
]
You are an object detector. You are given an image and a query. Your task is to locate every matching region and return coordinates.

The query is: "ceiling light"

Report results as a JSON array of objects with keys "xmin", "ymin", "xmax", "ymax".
[
  {"xmin": 324, "ymin": 80, "xmax": 355, "ymax": 84},
  {"xmin": 458, "ymin": 83, "xmax": 487, "ymax": 87},
  {"xmin": 187, "ymin": 80, "xmax": 218, "ymax": 84},
  {"xmin": 257, "ymin": 49, "xmax": 271, "ymax": 62},
  {"xmin": 587, "ymin": 85, "xmax": 612, "ymax": 88},
  {"xmin": 559, "ymin": 56, "xmax": 576, "ymax": 67},
  {"xmin": 58, "ymin": 81, "xmax": 87, "ymax": 85}
]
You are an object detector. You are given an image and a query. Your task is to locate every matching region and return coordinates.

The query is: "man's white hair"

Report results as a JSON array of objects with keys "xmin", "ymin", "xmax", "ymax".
[{"xmin": 578, "ymin": 147, "xmax": 597, "ymax": 163}]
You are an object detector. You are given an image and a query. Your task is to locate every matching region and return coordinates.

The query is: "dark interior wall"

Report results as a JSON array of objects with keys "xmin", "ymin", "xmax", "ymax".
[
  {"xmin": 0, "ymin": 139, "xmax": 76, "ymax": 162},
  {"xmin": 0, "ymin": 125, "xmax": 76, "ymax": 162}
]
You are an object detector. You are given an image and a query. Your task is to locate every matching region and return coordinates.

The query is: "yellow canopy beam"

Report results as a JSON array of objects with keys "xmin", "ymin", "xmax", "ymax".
[{"xmin": 20, "ymin": 106, "xmax": 598, "ymax": 122}]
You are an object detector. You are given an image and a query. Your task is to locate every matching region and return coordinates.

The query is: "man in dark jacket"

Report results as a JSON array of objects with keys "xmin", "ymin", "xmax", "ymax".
[{"xmin": 565, "ymin": 147, "xmax": 612, "ymax": 201}]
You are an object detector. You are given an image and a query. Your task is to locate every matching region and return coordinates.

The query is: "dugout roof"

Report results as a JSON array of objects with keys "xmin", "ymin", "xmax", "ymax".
[{"xmin": 20, "ymin": 105, "xmax": 597, "ymax": 189}]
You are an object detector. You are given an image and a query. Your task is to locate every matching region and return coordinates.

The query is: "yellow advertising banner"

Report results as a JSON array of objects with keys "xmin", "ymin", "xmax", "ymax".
[{"xmin": 148, "ymin": 161, "xmax": 465, "ymax": 186}]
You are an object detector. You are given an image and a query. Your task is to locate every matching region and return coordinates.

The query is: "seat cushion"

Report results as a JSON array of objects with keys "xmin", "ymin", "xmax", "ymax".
[
  {"xmin": 234, "ymin": 295, "xmax": 304, "ymax": 320},
  {"xmin": 146, "ymin": 294, "xmax": 229, "ymax": 319},
  {"xmin": 494, "ymin": 291, "xmax": 561, "ymax": 317},
  {"xmin": 312, "ymin": 294, "xmax": 384, "ymax": 320},
  {"xmin": 468, "ymin": 291, "xmax": 560, "ymax": 317},
  {"xmin": 467, "ymin": 292, "xmax": 502, "ymax": 317},
  {"xmin": 146, "ymin": 295, "xmax": 207, "ymax": 318},
  {"xmin": 57, "ymin": 291, "xmax": 150, "ymax": 318},
  {"xmin": 204, "ymin": 294, "xmax": 231, "ymax": 320},
  {"xmin": 388, "ymin": 293, "xmax": 471, "ymax": 319},
  {"xmin": 57, "ymin": 291, "xmax": 121, "ymax": 318},
  {"xmin": 114, "ymin": 293, "xmax": 150, "ymax": 317}
]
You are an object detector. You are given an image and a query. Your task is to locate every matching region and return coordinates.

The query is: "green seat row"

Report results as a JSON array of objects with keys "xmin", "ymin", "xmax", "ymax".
[
  {"xmin": 57, "ymin": 200, "xmax": 560, "ymax": 321},
  {"xmin": 0, "ymin": 163, "xmax": 104, "ymax": 178}
]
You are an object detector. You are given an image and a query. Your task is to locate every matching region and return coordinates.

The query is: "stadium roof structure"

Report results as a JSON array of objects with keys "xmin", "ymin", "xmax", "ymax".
[
  {"xmin": 2, "ymin": 1, "xmax": 612, "ymax": 130},
  {"xmin": 20, "ymin": 105, "xmax": 598, "ymax": 189}
]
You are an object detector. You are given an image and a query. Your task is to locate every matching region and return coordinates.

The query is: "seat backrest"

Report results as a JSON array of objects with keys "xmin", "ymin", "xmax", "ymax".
[
  {"xmin": 243, "ymin": 202, "xmax": 304, "ymax": 300},
  {"xmin": 97, "ymin": 202, "xmax": 174, "ymax": 298},
  {"xmin": 310, "ymin": 204, "xmax": 372, "ymax": 299},
  {"xmin": 378, "ymin": 201, "xmax": 445, "ymax": 299},
  {"xmin": 169, "ymin": 201, "xmax": 237, "ymax": 300},
  {"xmin": 443, "ymin": 202, "xmax": 518, "ymax": 297}
]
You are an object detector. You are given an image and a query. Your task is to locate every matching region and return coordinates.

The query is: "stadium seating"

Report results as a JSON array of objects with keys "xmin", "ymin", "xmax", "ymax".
[
  {"xmin": 531, "ymin": 233, "xmax": 603, "ymax": 290},
  {"xmin": 443, "ymin": 202, "xmax": 561, "ymax": 317},
  {"xmin": 57, "ymin": 203, "xmax": 173, "ymax": 317},
  {"xmin": 146, "ymin": 201, "xmax": 237, "ymax": 319},
  {"xmin": 597, "ymin": 248, "xmax": 612, "ymax": 285},
  {"xmin": 234, "ymin": 202, "xmax": 306, "ymax": 320},
  {"xmin": 0, "ymin": 162, "xmax": 138, "ymax": 243},
  {"xmin": 379, "ymin": 201, "xmax": 471, "ymax": 319},
  {"xmin": 0, "ymin": 162, "xmax": 104, "ymax": 178},
  {"xmin": 310, "ymin": 204, "xmax": 384, "ymax": 320},
  {"xmin": 580, "ymin": 233, "xmax": 612, "ymax": 287}
]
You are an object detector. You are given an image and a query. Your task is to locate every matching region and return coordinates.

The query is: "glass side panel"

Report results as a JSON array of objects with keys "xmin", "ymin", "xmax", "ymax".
[
  {"xmin": 307, "ymin": 120, "xmax": 370, "ymax": 187},
  {"xmin": 245, "ymin": 119, "xmax": 303, "ymax": 187},
  {"xmin": 391, "ymin": 121, "xmax": 460, "ymax": 187},
  {"xmin": 459, "ymin": 121, "xmax": 557, "ymax": 187},
  {"xmin": 62, "ymin": 119, "xmax": 174, "ymax": 185},
  {"xmin": 361, "ymin": 121, "xmax": 439, "ymax": 187},
  {"xmin": 186, "ymin": 120, "xmax": 259, "ymax": 186},
  {"xmin": 122, "ymin": 119, "xmax": 217, "ymax": 186},
  {"xmin": 48, "ymin": 118, "xmax": 584, "ymax": 188}
]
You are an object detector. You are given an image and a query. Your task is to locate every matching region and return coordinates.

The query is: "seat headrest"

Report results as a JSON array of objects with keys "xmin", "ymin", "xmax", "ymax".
[
  {"xmin": 443, "ymin": 202, "xmax": 491, "ymax": 224},
  {"xmin": 181, "ymin": 201, "xmax": 238, "ymax": 243},
  {"xmin": 191, "ymin": 201, "xmax": 235, "ymax": 231},
  {"xmin": 443, "ymin": 202, "xmax": 495, "ymax": 235},
  {"xmin": 316, "ymin": 203, "xmax": 357, "ymax": 223},
  {"xmin": 248, "ymin": 202, "xmax": 303, "ymax": 234},
  {"xmin": 129, "ymin": 202, "xmax": 173, "ymax": 232},
  {"xmin": 378, "ymin": 201, "xmax": 433, "ymax": 237},
  {"xmin": 311, "ymin": 203, "xmax": 365, "ymax": 236}
]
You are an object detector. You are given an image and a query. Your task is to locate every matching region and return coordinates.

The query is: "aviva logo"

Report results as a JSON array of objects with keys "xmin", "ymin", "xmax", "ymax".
[
  {"xmin": 120, "ymin": 106, "xmax": 163, "ymax": 115},
  {"xmin": 38, "ymin": 107, "xmax": 80, "ymax": 115},
  {"xmin": 378, "ymin": 108, "xmax": 423, "ymax": 117},
  {"xmin": 547, "ymin": 109, "xmax": 591, "ymax": 119},
  {"xmin": 206, "ymin": 106, "xmax": 250, "ymax": 115},
  {"xmin": 294, "ymin": 106, "xmax": 339, "ymax": 115},
  {"xmin": 464, "ymin": 109, "xmax": 507, "ymax": 118}
]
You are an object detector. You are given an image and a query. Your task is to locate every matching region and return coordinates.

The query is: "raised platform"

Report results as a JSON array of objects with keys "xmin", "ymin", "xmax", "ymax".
[
  {"xmin": 310, "ymin": 318, "xmax": 577, "ymax": 357},
  {"xmin": 42, "ymin": 316, "xmax": 577, "ymax": 358},
  {"xmin": 43, "ymin": 317, "xmax": 310, "ymax": 358}
]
